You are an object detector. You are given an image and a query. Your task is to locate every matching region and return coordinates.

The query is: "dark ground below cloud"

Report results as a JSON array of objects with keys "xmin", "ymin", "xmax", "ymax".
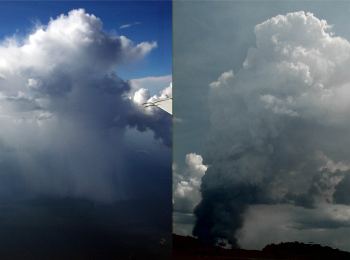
[
  {"xmin": 173, "ymin": 234, "xmax": 350, "ymax": 260},
  {"xmin": 0, "ymin": 197, "xmax": 171, "ymax": 260}
]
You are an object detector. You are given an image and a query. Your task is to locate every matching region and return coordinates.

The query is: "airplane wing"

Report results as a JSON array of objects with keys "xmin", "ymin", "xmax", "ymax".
[
  {"xmin": 143, "ymin": 98, "xmax": 172, "ymax": 115},
  {"xmin": 154, "ymin": 98, "xmax": 172, "ymax": 115}
]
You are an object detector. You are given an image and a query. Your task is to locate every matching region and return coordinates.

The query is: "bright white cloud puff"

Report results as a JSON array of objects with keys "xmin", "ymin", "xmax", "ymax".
[{"xmin": 173, "ymin": 153, "xmax": 207, "ymax": 213}]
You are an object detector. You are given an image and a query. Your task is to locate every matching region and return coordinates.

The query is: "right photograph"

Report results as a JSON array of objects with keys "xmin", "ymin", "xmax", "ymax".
[{"xmin": 173, "ymin": 1, "xmax": 350, "ymax": 259}]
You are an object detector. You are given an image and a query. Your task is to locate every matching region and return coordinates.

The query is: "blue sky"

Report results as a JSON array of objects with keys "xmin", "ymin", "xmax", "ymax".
[{"xmin": 0, "ymin": 1, "xmax": 171, "ymax": 80}]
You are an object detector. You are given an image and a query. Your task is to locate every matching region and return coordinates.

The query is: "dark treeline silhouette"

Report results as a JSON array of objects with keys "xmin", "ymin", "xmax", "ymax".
[{"xmin": 173, "ymin": 234, "xmax": 350, "ymax": 259}]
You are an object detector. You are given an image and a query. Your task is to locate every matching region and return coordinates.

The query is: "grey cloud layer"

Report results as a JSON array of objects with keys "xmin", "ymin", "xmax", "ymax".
[
  {"xmin": 194, "ymin": 11, "xmax": 350, "ymax": 248},
  {"xmin": 0, "ymin": 9, "xmax": 170, "ymax": 202}
]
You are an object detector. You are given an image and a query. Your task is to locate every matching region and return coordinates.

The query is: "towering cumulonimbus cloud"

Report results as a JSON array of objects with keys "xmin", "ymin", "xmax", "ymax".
[
  {"xmin": 194, "ymin": 11, "xmax": 350, "ymax": 247},
  {"xmin": 0, "ymin": 9, "xmax": 170, "ymax": 202}
]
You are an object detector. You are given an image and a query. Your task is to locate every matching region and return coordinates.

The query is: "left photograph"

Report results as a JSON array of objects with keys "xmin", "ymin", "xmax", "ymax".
[{"xmin": 0, "ymin": 1, "xmax": 172, "ymax": 259}]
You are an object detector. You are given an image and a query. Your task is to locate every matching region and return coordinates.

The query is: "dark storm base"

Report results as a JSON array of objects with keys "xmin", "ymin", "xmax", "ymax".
[{"xmin": 0, "ymin": 198, "xmax": 171, "ymax": 260}]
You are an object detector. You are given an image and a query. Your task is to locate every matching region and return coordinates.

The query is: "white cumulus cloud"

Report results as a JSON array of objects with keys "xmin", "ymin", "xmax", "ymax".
[
  {"xmin": 173, "ymin": 153, "xmax": 207, "ymax": 236},
  {"xmin": 174, "ymin": 153, "xmax": 207, "ymax": 213}
]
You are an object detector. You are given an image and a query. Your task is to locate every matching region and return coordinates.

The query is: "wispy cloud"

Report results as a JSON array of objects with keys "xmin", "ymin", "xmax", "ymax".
[{"xmin": 120, "ymin": 22, "xmax": 141, "ymax": 29}]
